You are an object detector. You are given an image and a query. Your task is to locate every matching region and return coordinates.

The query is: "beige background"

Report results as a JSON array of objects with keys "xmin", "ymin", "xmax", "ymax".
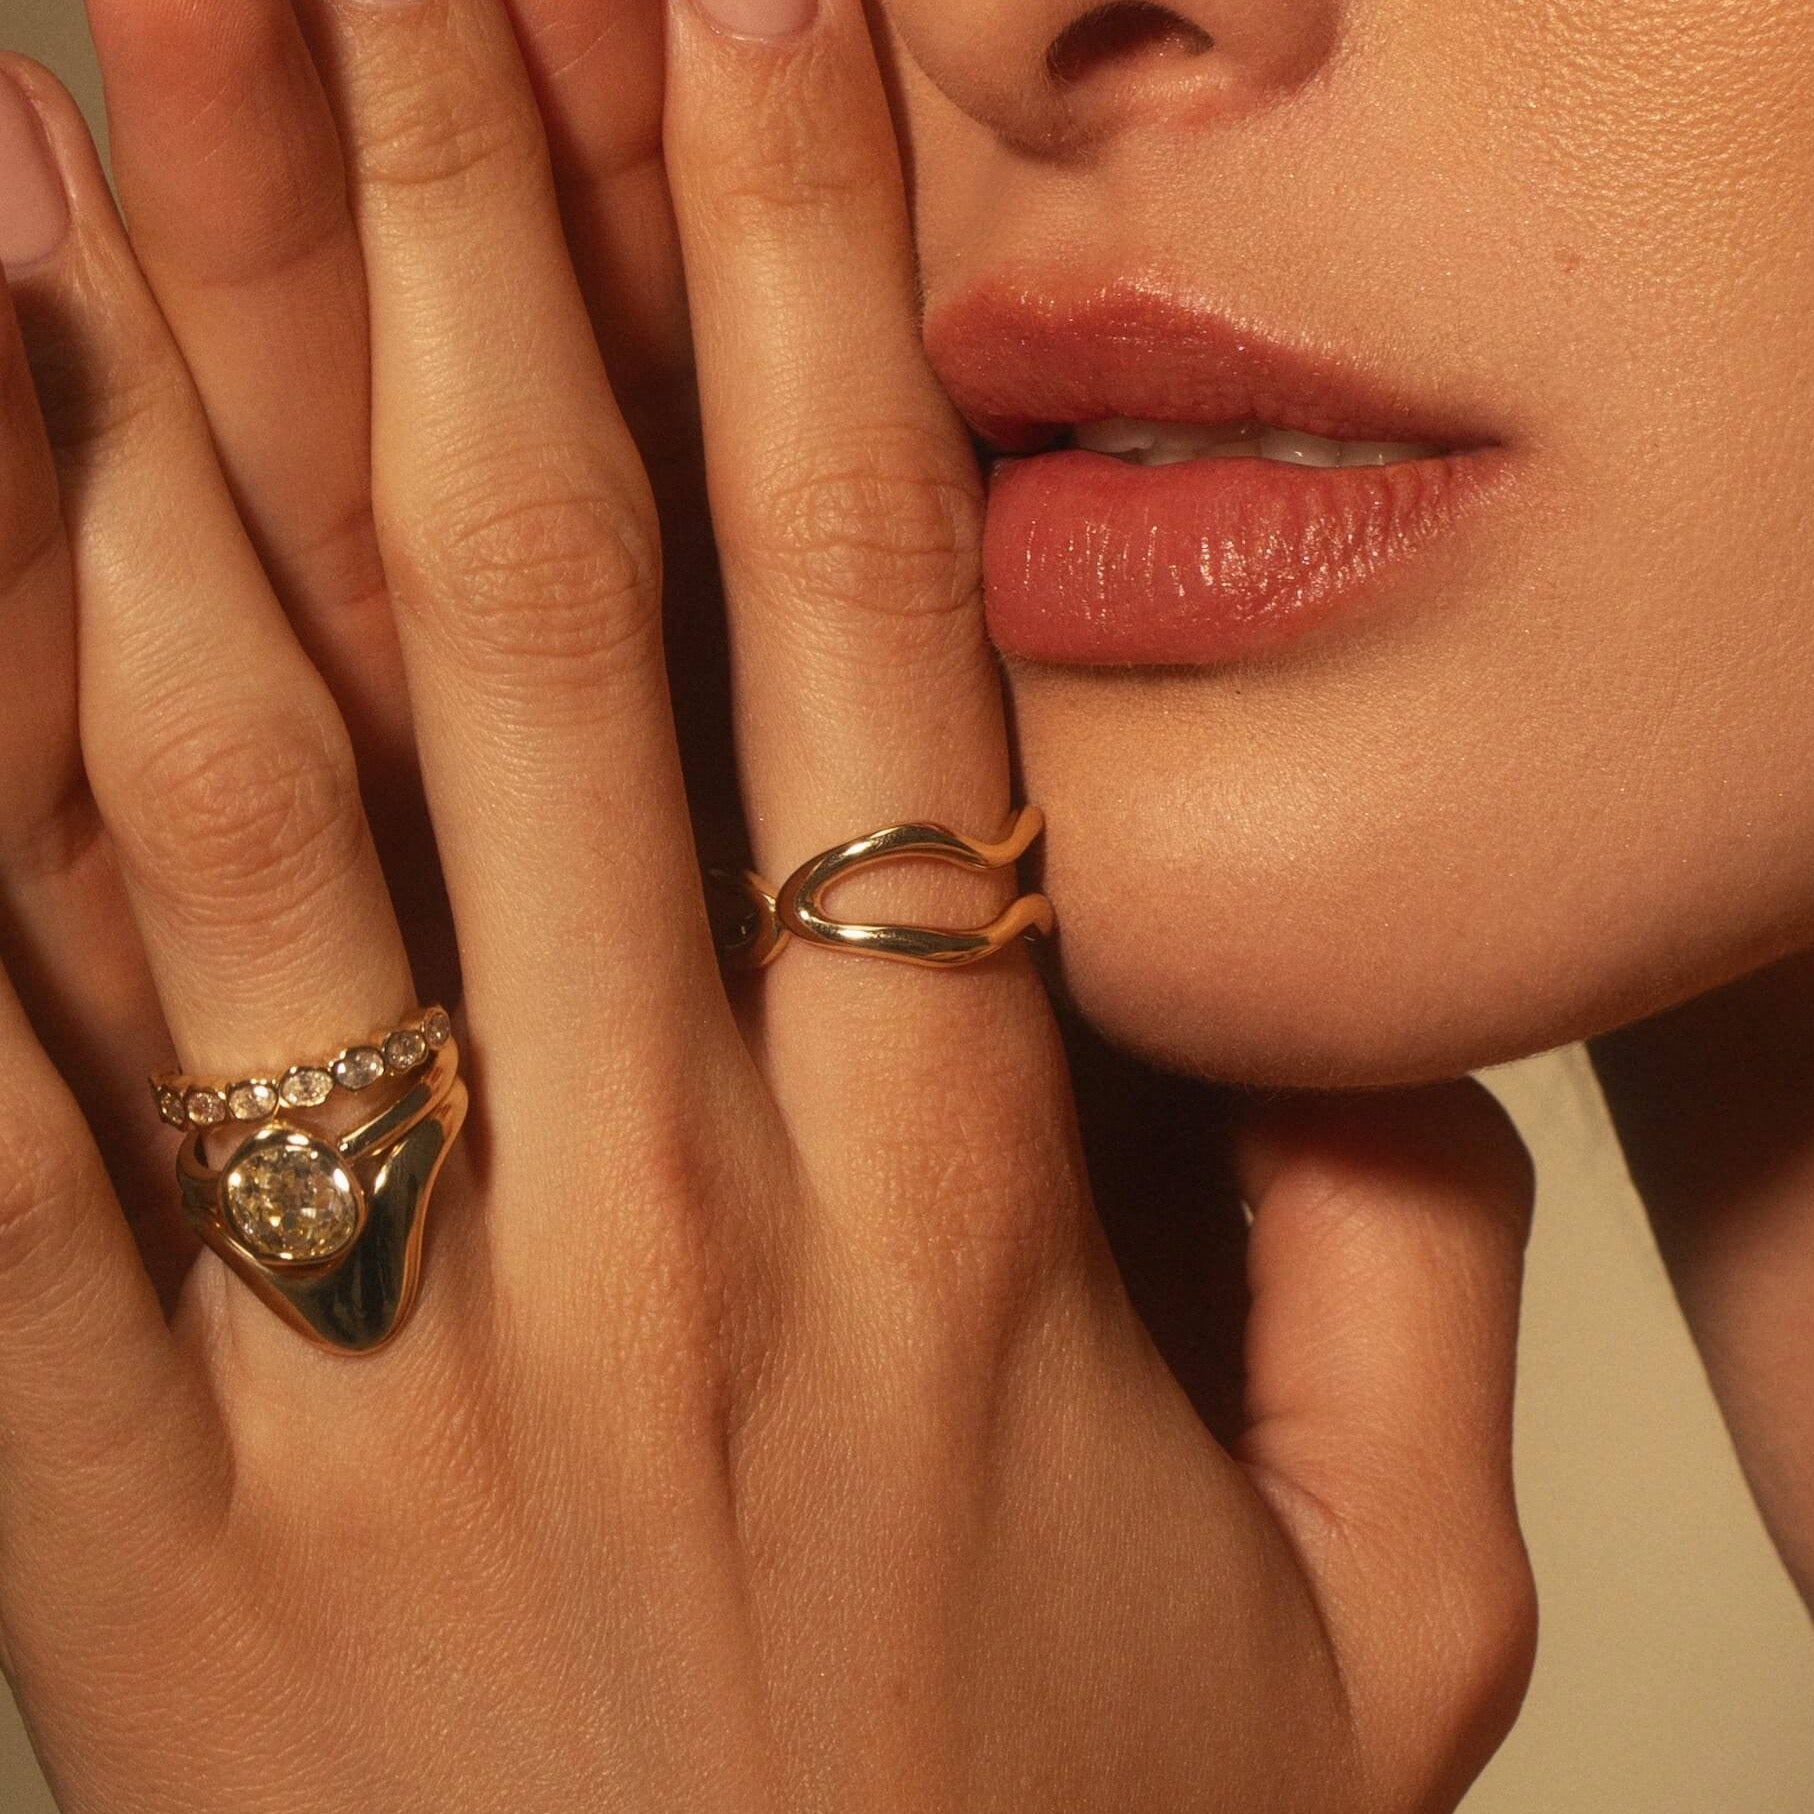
[{"xmin": 3, "ymin": 4, "xmax": 1812, "ymax": 1805}]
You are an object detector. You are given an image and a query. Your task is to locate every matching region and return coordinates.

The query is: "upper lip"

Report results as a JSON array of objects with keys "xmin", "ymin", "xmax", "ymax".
[{"xmin": 922, "ymin": 274, "xmax": 1497, "ymax": 456}]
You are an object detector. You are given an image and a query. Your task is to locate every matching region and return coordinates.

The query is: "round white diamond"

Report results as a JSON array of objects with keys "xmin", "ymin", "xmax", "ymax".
[
  {"xmin": 383, "ymin": 1029, "xmax": 429, "ymax": 1072},
  {"xmin": 155, "ymin": 1087, "xmax": 187, "ymax": 1128},
  {"xmin": 420, "ymin": 1008, "xmax": 452, "ymax": 1049},
  {"xmin": 280, "ymin": 1066, "xmax": 334, "ymax": 1108},
  {"xmin": 222, "ymin": 1132, "xmax": 359, "ymax": 1264}
]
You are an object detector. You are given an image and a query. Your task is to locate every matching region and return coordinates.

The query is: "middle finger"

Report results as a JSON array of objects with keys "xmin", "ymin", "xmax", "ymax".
[{"xmin": 295, "ymin": 0, "xmax": 733, "ymax": 1090}]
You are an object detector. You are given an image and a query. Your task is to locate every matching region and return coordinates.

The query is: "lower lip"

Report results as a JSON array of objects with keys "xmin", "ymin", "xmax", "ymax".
[{"xmin": 981, "ymin": 448, "xmax": 1504, "ymax": 666}]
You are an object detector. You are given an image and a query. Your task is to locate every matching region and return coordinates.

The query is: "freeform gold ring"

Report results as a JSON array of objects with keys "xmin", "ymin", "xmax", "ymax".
[
  {"xmin": 153, "ymin": 1007, "xmax": 467, "ymax": 1355},
  {"xmin": 711, "ymin": 805, "xmax": 1055, "ymax": 971}
]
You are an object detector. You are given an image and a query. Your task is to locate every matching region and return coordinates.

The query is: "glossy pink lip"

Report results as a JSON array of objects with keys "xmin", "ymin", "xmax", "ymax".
[{"xmin": 923, "ymin": 278, "xmax": 1508, "ymax": 666}]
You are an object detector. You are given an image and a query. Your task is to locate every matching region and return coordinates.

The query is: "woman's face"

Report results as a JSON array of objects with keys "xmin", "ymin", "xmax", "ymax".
[{"xmin": 872, "ymin": 0, "xmax": 1814, "ymax": 1086}]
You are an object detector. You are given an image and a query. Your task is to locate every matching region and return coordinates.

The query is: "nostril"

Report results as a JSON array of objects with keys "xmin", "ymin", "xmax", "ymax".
[{"xmin": 1046, "ymin": 3, "xmax": 1215, "ymax": 85}]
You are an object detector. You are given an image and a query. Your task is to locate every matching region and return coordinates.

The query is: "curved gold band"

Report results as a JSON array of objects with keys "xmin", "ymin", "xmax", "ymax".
[
  {"xmin": 176, "ymin": 1040, "xmax": 466, "ymax": 1355},
  {"xmin": 711, "ymin": 806, "xmax": 1054, "ymax": 972}
]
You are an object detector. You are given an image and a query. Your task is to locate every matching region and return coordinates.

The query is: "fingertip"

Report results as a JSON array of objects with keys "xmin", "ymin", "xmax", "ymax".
[
  {"xmin": 0, "ymin": 56, "xmax": 74, "ymax": 282},
  {"xmin": 0, "ymin": 53, "xmax": 121, "ymax": 302},
  {"xmin": 0, "ymin": 52, "xmax": 93, "ymax": 163},
  {"xmin": 1234, "ymin": 1076, "xmax": 1535, "ymax": 1250}
]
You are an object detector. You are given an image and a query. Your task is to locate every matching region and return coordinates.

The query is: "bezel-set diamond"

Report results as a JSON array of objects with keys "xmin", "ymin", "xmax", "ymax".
[
  {"xmin": 227, "ymin": 1079, "xmax": 280, "ymax": 1122},
  {"xmin": 151, "ymin": 1008, "xmax": 452, "ymax": 1132},
  {"xmin": 220, "ymin": 1126, "xmax": 364, "ymax": 1265},
  {"xmin": 331, "ymin": 1046, "xmax": 386, "ymax": 1091},
  {"xmin": 185, "ymin": 1088, "xmax": 228, "ymax": 1129},
  {"xmin": 280, "ymin": 1066, "xmax": 334, "ymax": 1109}
]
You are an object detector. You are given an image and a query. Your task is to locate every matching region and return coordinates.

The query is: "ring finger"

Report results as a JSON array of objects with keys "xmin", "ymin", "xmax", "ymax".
[{"xmin": 11, "ymin": 73, "xmax": 415, "ymax": 1144}]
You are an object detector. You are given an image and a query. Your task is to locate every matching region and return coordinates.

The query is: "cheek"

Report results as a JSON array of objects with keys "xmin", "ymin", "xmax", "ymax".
[
  {"xmin": 1008, "ymin": 518, "xmax": 1814, "ymax": 1090},
  {"xmin": 894, "ymin": 0, "xmax": 1814, "ymax": 1081},
  {"xmin": 1014, "ymin": 64, "xmax": 1814, "ymax": 1087}
]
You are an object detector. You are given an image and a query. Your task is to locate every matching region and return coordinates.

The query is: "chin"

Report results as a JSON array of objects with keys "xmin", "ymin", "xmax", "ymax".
[
  {"xmin": 1043, "ymin": 889, "xmax": 1609, "ymax": 1092},
  {"xmin": 1009, "ymin": 654, "xmax": 1814, "ymax": 1094}
]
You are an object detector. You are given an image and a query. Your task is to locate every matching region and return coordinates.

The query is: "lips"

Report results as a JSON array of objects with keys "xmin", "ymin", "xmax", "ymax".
[{"xmin": 923, "ymin": 279, "xmax": 1507, "ymax": 666}]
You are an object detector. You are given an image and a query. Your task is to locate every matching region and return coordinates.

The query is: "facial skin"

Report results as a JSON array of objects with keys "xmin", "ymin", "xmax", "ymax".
[{"xmin": 867, "ymin": 0, "xmax": 1814, "ymax": 1088}]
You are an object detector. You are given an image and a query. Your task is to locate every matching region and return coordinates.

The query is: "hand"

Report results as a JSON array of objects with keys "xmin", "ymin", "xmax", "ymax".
[
  {"xmin": 1591, "ymin": 954, "xmax": 1814, "ymax": 1606},
  {"xmin": 7, "ymin": 0, "xmax": 701, "ymax": 1310},
  {"xmin": 0, "ymin": 3, "xmax": 1535, "ymax": 1809}
]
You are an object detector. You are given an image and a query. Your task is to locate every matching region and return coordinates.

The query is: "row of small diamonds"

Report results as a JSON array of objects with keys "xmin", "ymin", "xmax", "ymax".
[{"xmin": 151, "ymin": 1007, "xmax": 454, "ymax": 1132}]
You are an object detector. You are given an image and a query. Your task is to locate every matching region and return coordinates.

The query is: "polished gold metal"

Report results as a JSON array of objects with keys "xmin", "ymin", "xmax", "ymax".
[
  {"xmin": 772, "ymin": 804, "xmax": 1054, "ymax": 969},
  {"xmin": 176, "ymin": 1041, "xmax": 467, "ymax": 1354},
  {"xmin": 150, "ymin": 1006, "xmax": 453, "ymax": 1131}
]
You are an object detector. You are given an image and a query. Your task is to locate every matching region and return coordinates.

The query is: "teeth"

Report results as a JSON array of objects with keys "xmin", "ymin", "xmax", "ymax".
[
  {"xmin": 1071, "ymin": 418, "xmax": 1165, "ymax": 455},
  {"xmin": 1258, "ymin": 428, "xmax": 1346, "ymax": 468},
  {"xmin": 1074, "ymin": 418, "xmax": 1260, "ymax": 462},
  {"xmin": 1070, "ymin": 418, "xmax": 1439, "ymax": 469},
  {"xmin": 1338, "ymin": 440, "xmax": 1439, "ymax": 467}
]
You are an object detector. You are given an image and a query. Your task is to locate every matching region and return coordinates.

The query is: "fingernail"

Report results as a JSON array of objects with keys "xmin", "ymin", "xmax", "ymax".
[
  {"xmin": 0, "ymin": 67, "xmax": 68, "ymax": 274},
  {"xmin": 690, "ymin": 0, "xmax": 817, "ymax": 41}
]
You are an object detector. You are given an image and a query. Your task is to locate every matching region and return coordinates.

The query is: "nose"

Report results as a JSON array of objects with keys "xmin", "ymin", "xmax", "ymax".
[{"xmin": 880, "ymin": 0, "xmax": 1340, "ymax": 154}]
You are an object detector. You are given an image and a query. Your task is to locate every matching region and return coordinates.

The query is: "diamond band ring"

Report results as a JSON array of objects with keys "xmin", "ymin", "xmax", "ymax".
[{"xmin": 150, "ymin": 1006, "xmax": 454, "ymax": 1133}]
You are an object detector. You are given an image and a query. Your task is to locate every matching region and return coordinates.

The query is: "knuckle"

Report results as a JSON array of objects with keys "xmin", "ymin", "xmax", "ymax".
[
  {"xmin": 912, "ymin": 1211, "xmax": 1058, "ymax": 1343},
  {"xmin": 845, "ymin": 1128, "xmax": 1068, "ymax": 1345},
  {"xmin": 712, "ymin": 149, "xmax": 886, "ymax": 224},
  {"xmin": 390, "ymin": 473, "xmax": 663, "ymax": 697},
  {"xmin": 113, "ymin": 703, "xmax": 366, "ymax": 918},
  {"xmin": 702, "ymin": 76, "xmax": 884, "ymax": 222},
  {"xmin": 1454, "ymin": 1560, "xmax": 1539, "ymax": 1699},
  {"xmin": 569, "ymin": 1127, "xmax": 750, "ymax": 1405},
  {"xmin": 741, "ymin": 436, "xmax": 983, "ymax": 626},
  {"xmin": 353, "ymin": 70, "xmax": 540, "ymax": 203}
]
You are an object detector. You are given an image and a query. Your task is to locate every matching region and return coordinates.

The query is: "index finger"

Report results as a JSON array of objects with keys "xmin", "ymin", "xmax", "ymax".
[
  {"xmin": 504, "ymin": 0, "xmax": 689, "ymax": 427},
  {"xmin": 663, "ymin": 0, "xmax": 1018, "ymax": 906},
  {"xmin": 662, "ymin": 0, "xmax": 1083, "ymax": 1277}
]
